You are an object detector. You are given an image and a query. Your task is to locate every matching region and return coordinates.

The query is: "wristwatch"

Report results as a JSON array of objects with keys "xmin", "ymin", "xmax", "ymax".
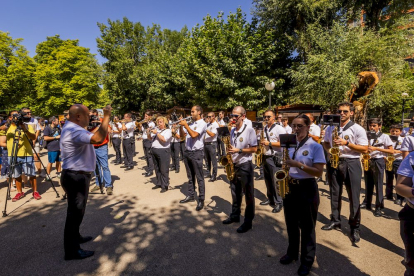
[
  {"xmin": 346, "ymin": 141, "xmax": 350, "ymax": 146},
  {"xmin": 300, "ymin": 165, "xmax": 304, "ymax": 170},
  {"xmin": 239, "ymin": 149, "xmax": 242, "ymax": 154}
]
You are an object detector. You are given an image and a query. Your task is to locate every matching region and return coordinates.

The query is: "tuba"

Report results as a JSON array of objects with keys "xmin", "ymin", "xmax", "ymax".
[
  {"xmin": 275, "ymin": 147, "xmax": 290, "ymax": 199},
  {"xmin": 329, "ymin": 127, "xmax": 340, "ymax": 169},
  {"xmin": 385, "ymin": 153, "xmax": 395, "ymax": 172},
  {"xmin": 219, "ymin": 135, "xmax": 235, "ymax": 181},
  {"xmin": 255, "ymin": 125, "xmax": 265, "ymax": 167}
]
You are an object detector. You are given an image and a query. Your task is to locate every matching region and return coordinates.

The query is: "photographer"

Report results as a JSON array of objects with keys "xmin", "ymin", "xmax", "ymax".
[
  {"xmin": 6, "ymin": 110, "xmax": 40, "ymax": 201},
  {"xmin": 89, "ymin": 109, "xmax": 113, "ymax": 195},
  {"xmin": 43, "ymin": 116, "xmax": 62, "ymax": 180},
  {"xmin": 60, "ymin": 104, "xmax": 111, "ymax": 260},
  {"xmin": 22, "ymin": 108, "xmax": 43, "ymax": 177}
]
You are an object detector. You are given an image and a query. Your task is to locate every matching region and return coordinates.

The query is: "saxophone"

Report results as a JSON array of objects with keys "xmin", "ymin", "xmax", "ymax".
[
  {"xmin": 385, "ymin": 153, "xmax": 395, "ymax": 171},
  {"xmin": 275, "ymin": 147, "xmax": 290, "ymax": 199},
  {"xmin": 219, "ymin": 135, "xmax": 235, "ymax": 181},
  {"xmin": 255, "ymin": 127, "xmax": 265, "ymax": 167},
  {"xmin": 329, "ymin": 127, "xmax": 340, "ymax": 169},
  {"xmin": 362, "ymin": 152, "xmax": 370, "ymax": 171}
]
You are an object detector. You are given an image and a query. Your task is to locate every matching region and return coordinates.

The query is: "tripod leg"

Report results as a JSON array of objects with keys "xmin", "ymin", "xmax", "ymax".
[{"xmin": 3, "ymin": 132, "xmax": 21, "ymax": 217}]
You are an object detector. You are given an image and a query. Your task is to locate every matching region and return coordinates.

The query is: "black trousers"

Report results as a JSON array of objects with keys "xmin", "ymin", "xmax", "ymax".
[
  {"xmin": 399, "ymin": 204, "xmax": 414, "ymax": 276},
  {"xmin": 230, "ymin": 161, "xmax": 255, "ymax": 224},
  {"xmin": 152, "ymin": 148, "xmax": 170, "ymax": 189},
  {"xmin": 263, "ymin": 155, "xmax": 282, "ymax": 205},
  {"xmin": 180, "ymin": 142, "xmax": 185, "ymax": 160},
  {"xmin": 364, "ymin": 158, "xmax": 385, "ymax": 209},
  {"xmin": 217, "ymin": 136, "xmax": 226, "ymax": 159},
  {"xmin": 283, "ymin": 179, "xmax": 319, "ymax": 267},
  {"xmin": 329, "ymin": 158, "xmax": 362, "ymax": 229},
  {"xmin": 112, "ymin": 137, "xmax": 122, "ymax": 163},
  {"xmin": 170, "ymin": 142, "xmax": 180, "ymax": 170},
  {"xmin": 61, "ymin": 170, "xmax": 91, "ymax": 254},
  {"xmin": 122, "ymin": 138, "xmax": 134, "ymax": 167},
  {"xmin": 183, "ymin": 150, "xmax": 205, "ymax": 200},
  {"xmin": 143, "ymin": 139, "xmax": 154, "ymax": 171},
  {"xmin": 386, "ymin": 159, "xmax": 404, "ymax": 201},
  {"xmin": 204, "ymin": 142, "xmax": 218, "ymax": 177}
]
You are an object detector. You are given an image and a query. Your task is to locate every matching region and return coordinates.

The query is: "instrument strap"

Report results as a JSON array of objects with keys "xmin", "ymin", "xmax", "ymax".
[
  {"xmin": 153, "ymin": 129, "xmax": 165, "ymax": 141},
  {"xmin": 265, "ymin": 123, "xmax": 277, "ymax": 154},
  {"xmin": 232, "ymin": 124, "xmax": 247, "ymax": 146},
  {"xmin": 371, "ymin": 132, "xmax": 383, "ymax": 146},
  {"xmin": 293, "ymin": 136, "xmax": 310, "ymax": 160},
  {"xmin": 338, "ymin": 120, "xmax": 355, "ymax": 136}
]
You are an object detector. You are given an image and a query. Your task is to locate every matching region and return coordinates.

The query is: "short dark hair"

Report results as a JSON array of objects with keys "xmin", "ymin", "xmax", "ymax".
[
  {"xmin": 125, "ymin": 113, "xmax": 132, "ymax": 118},
  {"xmin": 390, "ymin": 124, "xmax": 403, "ymax": 131},
  {"xmin": 194, "ymin": 105, "xmax": 203, "ymax": 114},
  {"xmin": 8, "ymin": 110, "xmax": 18, "ymax": 117},
  {"xmin": 294, "ymin": 114, "xmax": 311, "ymax": 126},
  {"xmin": 90, "ymin": 109, "xmax": 98, "ymax": 114},
  {"xmin": 219, "ymin": 111, "xmax": 225, "ymax": 115},
  {"xmin": 368, "ymin": 118, "xmax": 382, "ymax": 125},
  {"xmin": 145, "ymin": 111, "xmax": 152, "ymax": 116},
  {"xmin": 264, "ymin": 109, "xmax": 275, "ymax": 116},
  {"xmin": 49, "ymin": 116, "xmax": 57, "ymax": 122},
  {"xmin": 337, "ymin": 102, "xmax": 355, "ymax": 112}
]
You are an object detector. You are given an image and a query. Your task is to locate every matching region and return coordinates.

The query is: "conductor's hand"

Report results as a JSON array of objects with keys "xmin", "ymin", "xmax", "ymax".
[{"xmin": 103, "ymin": 105, "xmax": 112, "ymax": 117}]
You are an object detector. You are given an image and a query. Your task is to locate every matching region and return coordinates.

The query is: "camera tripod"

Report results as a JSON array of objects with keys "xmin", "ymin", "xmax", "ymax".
[{"xmin": 2, "ymin": 125, "xmax": 60, "ymax": 217}]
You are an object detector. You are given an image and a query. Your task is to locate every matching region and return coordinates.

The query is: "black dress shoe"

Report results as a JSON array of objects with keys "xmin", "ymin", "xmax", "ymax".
[
  {"xmin": 170, "ymin": 167, "xmax": 176, "ymax": 171},
  {"xmin": 160, "ymin": 188, "xmax": 168, "ymax": 193},
  {"xmin": 152, "ymin": 185, "xmax": 161, "ymax": 190},
  {"xmin": 120, "ymin": 165, "xmax": 127, "ymax": 168},
  {"xmin": 196, "ymin": 200, "xmax": 204, "ymax": 211},
  {"xmin": 373, "ymin": 208, "xmax": 384, "ymax": 217},
  {"xmin": 145, "ymin": 172, "xmax": 153, "ymax": 177},
  {"xmin": 297, "ymin": 264, "xmax": 311, "ymax": 276},
  {"xmin": 272, "ymin": 204, "xmax": 283, "ymax": 213},
  {"xmin": 351, "ymin": 229, "xmax": 360, "ymax": 243},
  {"xmin": 204, "ymin": 174, "xmax": 211, "ymax": 179},
  {"xmin": 175, "ymin": 169, "xmax": 180, "ymax": 173},
  {"xmin": 125, "ymin": 166, "xmax": 133, "ymax": 171},
  {"xmin": 260, "ymin": 200, "xmax": 270, "ymax": 206},
  {"xmin": 222, "ymin": 217, "xmax": 240, "ymax": 224},
  {"xmin": 237, "ymin": 223, "xmax": 252, "ymax": 233},
  {"xmin": 65, "ymin": 249, "xmax": 94, "ymax": 260},
  {"xmin": 180, "ymin": 196, "xmax": 195, "ymax": 203},
  {"xmin": 321, "ymin": 222, "xmax": 341, "ymax": 231},
  {"xmin": 79, "ymin": 236, "xmax": 93, "ymax": 244},
  {"xmin": 279, "ymin": 254, "xmax": 298, "ymax": 265},
  {"xmin": 255, "ymin": 175, "xmax": 264, "ymax": 180},
  {"xmin": 208, "ymin": 176, "xmax": 216, "ymax": 182},
  {"xmin": 114, "ymin": 162, "xmax": 119, "ymax": 165},
  {"xmin": 142, "ymin": 172, "xmax": 148, "ymax": 175}
]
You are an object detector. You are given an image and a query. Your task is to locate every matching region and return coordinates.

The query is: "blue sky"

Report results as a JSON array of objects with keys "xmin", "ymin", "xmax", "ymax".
[{"xmin": 1, "ymin": 0, "xmax": 253, "ymax": 64}]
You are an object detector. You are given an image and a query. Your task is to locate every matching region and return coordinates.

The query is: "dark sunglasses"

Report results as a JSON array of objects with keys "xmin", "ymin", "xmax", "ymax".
[
  {"xmin": 263, "ymin": 116, "xmax": 272, "ymax": 119},
  {"xmin": 230, "ymin": 114, "xmax": 241, "ymax": 118},
  {"xmin": 338, "ymin": 110, "xmax": 349, "ymax": 114},
  {"xmin": 207, "ymin": 116, "xmax": 213, "ymax": 118}
]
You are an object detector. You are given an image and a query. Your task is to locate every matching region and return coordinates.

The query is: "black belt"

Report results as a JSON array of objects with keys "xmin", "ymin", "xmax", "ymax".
[
  {"xmin": 289, "ymin": 178, "xmax": 315, "ymax": 185},
  {"xmin": 338, "ymin": 157, "xmax": 359, "ymax": 160},
  {"xmin": 63, "ymin": 169, "xmax": 92, "ymax": 175},
  {"xmin": 204, "ymin": 142, "xmax": 216, "ymax": 145},
  {"xmin": 94, "ymin": 143, "xmax": 108, "ymax": 149},
  {"xmin": 370, "ymin": 157, "xmax": 384, "ymax": 161},
  {"xmin": 185, "ymin": 149, "xmax": 203, "ymax": 152}
]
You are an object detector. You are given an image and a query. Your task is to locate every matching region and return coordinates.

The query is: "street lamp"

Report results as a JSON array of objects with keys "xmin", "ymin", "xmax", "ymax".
[
  {"xmin": 265, "ymin": 81, "xmax": 275, "ymax": 109},
  {"xmin": 401, "ymin": 92, "xmax": 409, "ymax": 125}
]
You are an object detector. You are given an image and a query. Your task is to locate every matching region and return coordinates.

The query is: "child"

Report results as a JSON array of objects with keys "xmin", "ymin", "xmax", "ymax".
[{"xmin": 385, "ymin": 124, "xmax": 404, "ymax": 206}]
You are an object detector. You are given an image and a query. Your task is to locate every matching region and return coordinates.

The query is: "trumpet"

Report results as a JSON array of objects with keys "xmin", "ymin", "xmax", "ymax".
[
  {"xmin": 171, "ymin": 116, "xmax": 193, "ymax": 125},
  {"xmin": 329, "ymin": 127, "xmax": 340, "ymax": 169},
  {"xmin": 119, "ymin": 118, "xmax": 132, "ymax": 123},
  {"xmin": 385, "ymin": 153, "xmax": 395, "ymax": 171},
  {"xmin": 219, "ymin": 135, "xmax": 235, "ymax": 181},
  {"xmin": 275, "ymin": 147, "xmax": 290, "ymax": 199}
]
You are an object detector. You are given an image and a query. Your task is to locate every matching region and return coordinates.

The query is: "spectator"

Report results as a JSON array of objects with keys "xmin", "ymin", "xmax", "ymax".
[
  {"xmin": 43, "ymin": 116, "xmax": 62, "ymax": 180},
  {"xmin": 22, "ymin": 107, "xmax": 43, "ymax": 177}
]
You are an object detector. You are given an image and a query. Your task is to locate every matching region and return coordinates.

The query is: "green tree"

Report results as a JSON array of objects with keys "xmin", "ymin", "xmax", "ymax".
[
  {"xmin": 0, "ymin": 31, "xmax": 36, "ymax": 112},
  {"xmin": 33, "ymin": 35, "xmax": 102, "ymax": 116}
]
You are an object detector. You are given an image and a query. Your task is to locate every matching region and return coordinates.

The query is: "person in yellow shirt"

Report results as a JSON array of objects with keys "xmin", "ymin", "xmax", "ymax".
[{"xmin": 6, "ymin": 110, "xmax": 40, "ymax": 201}]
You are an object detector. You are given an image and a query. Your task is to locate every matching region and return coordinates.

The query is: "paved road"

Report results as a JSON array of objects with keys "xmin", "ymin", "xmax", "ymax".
[{"xmin": 0, "ymin": 142, "xmax": 405, "ymax": 275}]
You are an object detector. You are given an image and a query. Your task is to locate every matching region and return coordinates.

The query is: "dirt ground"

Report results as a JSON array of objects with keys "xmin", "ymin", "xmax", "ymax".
[{"xmin": 0, "ymin": 142, "xmax": 406, "ymax": 275}]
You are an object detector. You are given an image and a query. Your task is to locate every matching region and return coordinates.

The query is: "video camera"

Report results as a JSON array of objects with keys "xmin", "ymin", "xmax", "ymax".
[
  {"xmin": 87, "ymin": 115, "xmax": 101, "ymax": 130},
  {"xmin": 11, "ymin": 111, "xmax": 31, "ymax": 125}
]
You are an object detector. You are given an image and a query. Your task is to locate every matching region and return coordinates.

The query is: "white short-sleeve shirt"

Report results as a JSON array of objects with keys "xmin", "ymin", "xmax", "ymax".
[
  {"xmin": 368, "ymin": 133, "xmax": 394, "ymax": 159},
  {"xmin": 283, "ymin": 125, "xmax": 292, "ymax": 134},
  {"xmin": 152, "ymin": 128, "xmax": 172, "ymax": 149},
  {"xmin": 324, "ymin": 121, "xmax": 368, "ymax": 159},
  {"xmin": 391, "ymin": 136, "xmax": 404, "ymax": 160},
  {"xmin": 170, "ymin": 125, "xmax": 180, "ymax": 143},
  {"xmin": 111, "ymin": 122, "xmax": 122, "ymax": 138},
  {"xmin": 185, "ymin": 119, "xmax": 207, "ymax": 151},
  {"xmin": 263, "ymin": 123, "xmax": 287, "ymax": 155},
  {"xmin": 396, "ymin": 153, "xmax": 414, "ymax": 205},
  {"xmin": 123, "ymin": 122, "xmax": 135, "ymax": 139},
  {"xmin": 230, "ymin": 125, "xmax": 257, "ymax": 165},
  {"xmin": 60, "ymin": 121, "xmax": 96, "ymax": 172},
  {"xmin": 401, "ymin": 136, "xmax": 414, "ymax": 153},
  {"xmin": 309, "ymin": 123, "xmax": 321, "ymax": 137},
  {"xmin": 218, "ymin": 119, "xmax": 226, "ymax": 127},
  {"xmin": 142, "ymin": 121, "xmax": 155, "ymax": 140},
  {"xmin": 288, "ymin": 138, "xmax": 326, "ymax": 179},
  {"xmin": 243, "ymin": 118, "xmax": 253, "ymax": 128},
  {"xmin": 205, "ymin": 121, "xmax": 219, "ymax": 143}
]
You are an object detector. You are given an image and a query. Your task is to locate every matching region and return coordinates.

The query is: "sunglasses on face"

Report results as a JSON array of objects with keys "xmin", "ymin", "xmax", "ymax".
[
  {"xmin": 207, "ymin": 116, "xmax": 213, "ymax": 118},
  {"xmin": 263, "ymin": 116, "xmax": 272, "ymax": 119},
  {"xmin": 230, "ymin": 114, "xmax": 241, "ymax": 119},
  {"xmin": 337, "ymin": 110, "xmax": 349, "ymax": 114},
  {"xmin": 291, "ymin": 124, "xmax": 305, "ymax": 129}
]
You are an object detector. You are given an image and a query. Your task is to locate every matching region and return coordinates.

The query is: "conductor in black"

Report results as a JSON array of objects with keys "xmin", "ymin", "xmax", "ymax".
[
  {"xmin": 178, "ymin": 106, "xmax": 207, "ymax": 211},
  {"xmin": 321, "ymin": 102, "xmax": 368, "ymax": 243},
  {"xmin": 279, "ymin": 114, "xmax": 326, "ymax": 276},
  {"xmin": 222, "ymin": 106, "xmax": 257, "ymax": 233}
]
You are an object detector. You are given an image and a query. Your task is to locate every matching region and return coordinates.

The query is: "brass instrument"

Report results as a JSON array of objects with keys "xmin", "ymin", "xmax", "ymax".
[
  {"xmin": 362, "ymin": 152, "xmax": 370, "ymax": 171},
  {"xmin": 219, "ymin": 135, "xmax": 235, "ymax": 181},
  {"xmin": 171, "ymin": 125, "xmax": 179, "ymax": 136},
  {"xmin": 119, "ymin": 118, "xmax": 132, "ymax": 123},
  {"xmin": 275, "ymin": 147, "xmax": 290, "ymax": 199},
  {"xmin": 409, "ymin": 127, "xmax": 413, "ymax": 136},
  {"xmin": 385, "ymin": 153, "xmax": 395, "ymax": 171},
  {"xmin": 318, "ymin": 126, "xmax": 324, "ymax": 144},
  {"xmin": 171, "ymin": 116, "xmax": 193, "ymax": 125},
  {"xmin": 254, "ymin": 124, "xmax": 265, "ymax": 167},
  {"xmin": 328, "ymin": 127, "xmax": 340, "ymax": 169}
]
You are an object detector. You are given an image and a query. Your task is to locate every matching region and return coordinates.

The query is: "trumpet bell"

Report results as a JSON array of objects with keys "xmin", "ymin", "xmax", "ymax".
[{"xmin": 275, "ymin": 169, "xmax": 287, "ymax": 181}]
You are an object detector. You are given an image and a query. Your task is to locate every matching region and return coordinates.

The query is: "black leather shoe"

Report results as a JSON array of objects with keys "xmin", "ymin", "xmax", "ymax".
[
  {"xmin": 120, "ymin": 165, "xmax": 127, "ymax": 168},
  {"xmin": 373, "ymin": 208, "xmax": 384, "ymax": 217},
  {"xmin": 64, "ymin": 249, "xmax": 94, "ymax": 260},
  {"xmin": 204, "ymin": 174, "xmax": 211, "ymax": 179},
  {"xmin": 152, "ymin": 185, "xmax": 161, "ymax": 190},
  {"xmin": 351, "ymin": 229, "xmax": 360, "ymax": 243},
  {"xmin": 395, "ymin": 199, "xmax": 402, "ymax": 206},
  {"xmin": 160, "ymin": 188, "xmax": 168, "ymax": 193},
  {"xmin": 255, "ymin": 175, "xmax": 264, "ymax": 180},
  {"xmin": 196, "ymin": 200, "xmax": 204, "ymax": 211},
  {"xmin": 260, "ymin": 200, "xmax": 270, "ymax": 206},
  {"xmin": 142, "ymin": 172, "xmax": 148, "ymax": 175},
  {"xmin": 145, "ymin": 172, "xmax": 153, "ymax": 177},
  {"xmin": 279, "ymin": 254, "xmax": 297, "ymax": 265},
  {"xmin": 208, "ymin": 176, "xmax": 216, "ymax": 182},
  {"xmin": 222, "ymin": 217, "xmax": 240, "ymax": 224},
  {"xmin": 321, "ymin": 222, "xmax": 341, "ymax": 231},
  {"xmin": 272, "ymin": 204, "xmax": 283, "ymax": 213},
  {"xmin": 114, "ymin": 162, "xmax": 119, "ymax": 165},
  {"xmin": 79, "ymin": 236, "xmax": 93, "ymax": 244},
  {"xmin": 170, "ymin": 167, "xmax": 176, "ymax": 171},
  {"xmin": 297, "ymin": 264, "xmax": 311, "ymax": 276},
  {"xmin": 125, "ymin": 166, "xmax": 133, "ymax": 171},
  {"xmin": 180, "ymin": 196, "xmax": 195, "ymax": 203},
  {"xmin": 237, "ymin": 223, "xmax": 252, "ymax": 233},
  {"xmin": 175, "ymin": 169, "xmax": 180, "ymax": 173}
]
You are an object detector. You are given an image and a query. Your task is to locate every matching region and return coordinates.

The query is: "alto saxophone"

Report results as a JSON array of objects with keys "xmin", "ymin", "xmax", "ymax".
[
  {"xmin": 255, "ymin": 127, "xmax": 265, "ymax": 167},
  {"xmin": 385, "ymin": 153, "xmax": 395, "ymax": 172},
  {"xmin": 219, "ymin": 135, "xmax": 235, "ymax": 181},
  {"xmin": 329, "ymin": 127, "xmax": 340, "ymax": 169},
  {"xmin": 274, "ymin": 147, "xmax": 290, "ymax": 199},
  {"xmin": 362, "ymin": 152, "xmax": 370, "ymax": 171}
]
